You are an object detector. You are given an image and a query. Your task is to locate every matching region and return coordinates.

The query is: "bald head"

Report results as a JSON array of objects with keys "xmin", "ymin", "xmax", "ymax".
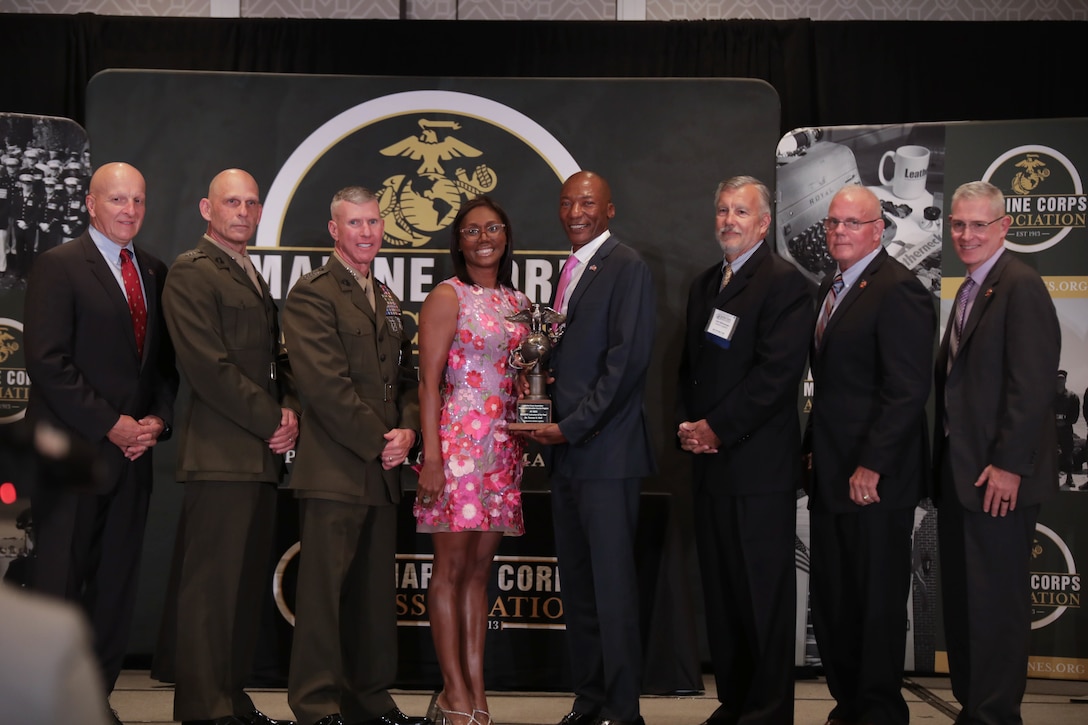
[
  {"xmin": 559, "ymin": 170, "xmax": 615, "ymax": 251},
  {"xmin": 86, "ymin": 162, "xmax": 147, "ymax": 246},
  {"xmin": 825, "ymin": 185, "xmax": 885, "ymax": 272},
  {"xmin": 201, "ymin": 168, "xmax": 262, "ymax": 250}
]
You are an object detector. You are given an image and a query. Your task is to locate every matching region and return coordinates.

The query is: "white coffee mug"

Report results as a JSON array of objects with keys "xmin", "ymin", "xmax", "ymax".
[{"xmin": 878, "ymin": 145, "xmax": 930, "ymax": 199}]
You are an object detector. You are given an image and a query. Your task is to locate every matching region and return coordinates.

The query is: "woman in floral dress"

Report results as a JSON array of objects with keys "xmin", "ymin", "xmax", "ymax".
[{"xmin": 414, "ymin": 196, "xmax": 529, "ymax": 725}]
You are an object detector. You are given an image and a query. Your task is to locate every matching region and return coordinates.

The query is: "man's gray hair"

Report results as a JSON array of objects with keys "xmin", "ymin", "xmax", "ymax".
[
  {"xmin": 715, "ymin": 176, "xmax": 771, "ymax": 216},
  {"xmin": 951, "ymin": 180, "xmax": 1005, "ymax": 214},
  {"xmin": 330, "ymin": 186, "xmax": 377, "ymax": 218}
]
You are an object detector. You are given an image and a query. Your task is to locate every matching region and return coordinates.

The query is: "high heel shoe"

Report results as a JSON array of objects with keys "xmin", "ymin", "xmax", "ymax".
[
  {"xmin": 472, "ymin": 709, "xmax": 492, "ymax": 725},
  {"xmin": 430, "ymin": 695, "xmax": 477, "ymax": 725}
]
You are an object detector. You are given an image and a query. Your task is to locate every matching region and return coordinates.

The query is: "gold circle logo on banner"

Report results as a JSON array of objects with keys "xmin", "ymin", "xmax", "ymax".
[
  {"xmin": 1030, "ymin": 523, "xmax": 1082, "ymax": 630},
  {"xmin": 983, "ymin": 145, "xmax": 1086, "ymax": 253},
  {"xmin": 256, "ymin": 90, "xmax": 581, "ymax": 251},
  {"xmin": 0, "ymin": 318, "xmax": 28, "ymax": 423}
]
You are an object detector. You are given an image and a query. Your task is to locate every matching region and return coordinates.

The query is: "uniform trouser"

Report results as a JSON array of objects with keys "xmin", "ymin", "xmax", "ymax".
[
  {"xmin": 172, "ymin": 481, "xmax": 278, "ymax": 721},
  {"xmin": 288, "ymin": 498, "xmax": 397, "ymax": 725}
]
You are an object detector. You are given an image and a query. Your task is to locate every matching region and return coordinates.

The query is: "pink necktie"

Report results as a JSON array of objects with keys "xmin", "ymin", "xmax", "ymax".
[
  {"xmin": 554, "ymin": 254, "xmax": 579, "ymax": 312},
  {"xmin": 120, "ymin": 248, "xmax": 147, "ymax": 358}
]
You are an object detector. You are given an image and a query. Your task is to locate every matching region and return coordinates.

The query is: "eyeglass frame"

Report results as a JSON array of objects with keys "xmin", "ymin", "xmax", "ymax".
[
  {"xmin": 459, "ymin": 223, "xmax": 507, "ymax": 238},
  {"xmin": 947, "ymin": 215, "xmax": 1007, "ymax": 234},
  {"xmin": 822, "ymin": 216, "xmax": 882, "ymax": 232}
]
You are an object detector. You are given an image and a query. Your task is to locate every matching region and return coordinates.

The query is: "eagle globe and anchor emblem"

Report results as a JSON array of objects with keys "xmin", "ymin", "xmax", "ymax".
[{"xmin": 376, "ymin": 118, "xmax": 499, "ymax": 247}]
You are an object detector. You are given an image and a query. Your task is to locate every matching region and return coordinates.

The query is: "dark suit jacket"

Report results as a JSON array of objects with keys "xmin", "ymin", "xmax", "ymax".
[
  {"xmin": 163, "ymin": 237, "xmax": 299, "ymax": 482},
  {"xmin": 677, "ymin": 241, "xmax": 814, "ymax": 496},
  {"xmin": 283, "ymin": 260, "xmax": 419, "ymax": 505},
  {"xmin": 546, "ymin": 234, "xmax": 657, "ymax": 480},
  {"xmin": 807, "ymin": 249, "xmax": 935, "ymax": 513},
  {"xmin": 934, "ymin": 251, "xmax": 1060, "ymax": 511},
  {"xmin": 24, "ymin": 232, "xmax": 177, "ymax": 494}
]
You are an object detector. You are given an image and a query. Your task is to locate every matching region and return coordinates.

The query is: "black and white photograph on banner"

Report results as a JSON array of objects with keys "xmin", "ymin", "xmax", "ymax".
[
  {"xmin": 0, "ymin": 113, "xmax": 91, "ymax": 291},
  {"xmin": 777, "ymin": 121, "xmax": 946, "ymax": 675},
  {"xmin": 1055, "ymin": 303, "xmax": 1088, "ymax": 492},
  {"xmin": 776, "ymin": 123, "xmax": 945, "ymax": 297}
]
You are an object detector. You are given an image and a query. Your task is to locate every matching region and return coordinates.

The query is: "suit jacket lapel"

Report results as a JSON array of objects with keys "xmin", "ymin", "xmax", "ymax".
[
  {"xmin": 565, "ymin": 235, "xmax": 619, "ymax": 320},
  {"xmin": 715, "ymin": 241, "xmax": 766, "ymax": 306},
  {"xmin": 330, "ymin": 260, "xmax": 377, "ymax": 325},
  {"xmin": 953, "ymin": 254, "xmax": 1008, "ymax": 366},
  {"xmin": 824, "ymin": 249, "xmax": 886, "ymax": 341},
  {"xmin": 81, "ymin": 235, "xmax": 141, "ymax": 360}
]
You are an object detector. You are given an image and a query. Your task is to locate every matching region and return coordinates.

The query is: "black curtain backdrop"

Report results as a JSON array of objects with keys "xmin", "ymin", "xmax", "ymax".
[{"xmin": 3, "ymin": 15, "xmax": 1086, "ymax": 134}]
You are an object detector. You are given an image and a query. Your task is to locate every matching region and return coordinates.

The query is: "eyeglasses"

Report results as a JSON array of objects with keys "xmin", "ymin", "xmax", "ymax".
[
  {"xmin": 822, "ymin": 217, "xmax": 881, "ymax": 232},
  {"xmin": 460, "ymin": 223, "xmax": 506, "ymax": 238},
  {"xmin": 948, "ymin": 216, "xmax": 1006, "ymax": 234}
]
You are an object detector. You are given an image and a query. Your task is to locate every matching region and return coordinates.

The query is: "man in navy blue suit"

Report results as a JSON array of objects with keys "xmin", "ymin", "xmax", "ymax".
[
  {"xmin": 529, "ymin": 171, "xmax": 656, "ymax": 725},
  {"xmin": 677, "ymin": 176, "xmax": 813, "ymax": 725}
]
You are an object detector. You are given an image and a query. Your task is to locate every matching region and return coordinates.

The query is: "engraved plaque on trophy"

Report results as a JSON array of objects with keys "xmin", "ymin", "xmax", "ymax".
[{"xmin": 506, "ymin": 303, "xmax": 565, "ymax": 431}]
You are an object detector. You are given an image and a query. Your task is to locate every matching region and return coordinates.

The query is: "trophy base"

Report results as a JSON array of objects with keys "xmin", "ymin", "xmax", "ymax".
[{"xmin": 509, "ymin": 399, "xmax": 553, "ymax": 431}]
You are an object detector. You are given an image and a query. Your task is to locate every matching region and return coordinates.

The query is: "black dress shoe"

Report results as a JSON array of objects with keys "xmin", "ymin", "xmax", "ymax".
[
  {"xmin": 240, "ymin": 709, "xmax": 296, "ymax": 725},
  {"xmin": 357, "ymin": 707, "xmax": 432, "ymax": 725},
  {"xmin": 557, "ymin": 710, "xmax": 601, "ymax": 725},
  {"xmin": 596, "ymin": 718, "xmax": 645, "ymax": 725},
  {"xmin": 181, "ymin": 717, "xmax": 248, "ymax": 725}
]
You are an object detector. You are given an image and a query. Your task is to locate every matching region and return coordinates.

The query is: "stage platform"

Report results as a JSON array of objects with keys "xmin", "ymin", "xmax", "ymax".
[{"xmin": 108, "ymin": 672, "xmax": 1088, "ymax": 724}]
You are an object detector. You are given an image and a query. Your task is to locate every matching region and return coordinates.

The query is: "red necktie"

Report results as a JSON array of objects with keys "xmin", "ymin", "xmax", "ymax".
[{"xmin": 120, "ymin": 248, "xmax": 147, "ymax": 358}]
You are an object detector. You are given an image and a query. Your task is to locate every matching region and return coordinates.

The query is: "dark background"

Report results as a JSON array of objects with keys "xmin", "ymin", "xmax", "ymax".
[{"xmin": 2, "ymin": 15, "xmax": 1086, "ymax": 135}]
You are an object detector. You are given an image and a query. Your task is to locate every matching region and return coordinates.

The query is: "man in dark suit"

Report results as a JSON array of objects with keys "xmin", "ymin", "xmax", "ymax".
[
  {"xmin": 283, "ymin": 186, "xmax": 423, "ymax": 725},
  {"xmin": 676, "ymin": 176, "xmax": 813, "ymax": 725},
  {"xmin": 162, "ymin": 169, "xmax": 299, "ymax": 725},
  {"xmin": 24, "ymin": 161, "xmax": 178, "ymax": 718},
  {"xmin": 935, "ymin": 181, "xmax": 1060, "ymax": 724},
  {"xmin": 528, "ymin": 171, "xmax": 656, "ymax": 725},
  {"xmin": 806, "ymin": 185, "xmax": 935, "ymax": 725}
]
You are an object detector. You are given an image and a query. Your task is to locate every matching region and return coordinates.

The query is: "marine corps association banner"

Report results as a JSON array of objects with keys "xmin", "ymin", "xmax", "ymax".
[
  {"xmin": 778, "ymin": 118, "xmax": 1088, "ymax": 679},
  {"xmin": 85, "ymin": 71, "xmax": 780, "ymax": 687},
  {"xmin": 0, "ymin": 112, "xmax": 91, "ymax": 581}
]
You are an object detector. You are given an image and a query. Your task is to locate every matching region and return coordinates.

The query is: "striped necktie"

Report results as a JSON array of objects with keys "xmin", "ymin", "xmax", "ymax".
[
  {"xmin": 719, "ymin": 262, "xmax": 733, "ymax": 291},
  {"xmin": 814, "ymin": 273, "xmax": 844, "ymax": 350}
]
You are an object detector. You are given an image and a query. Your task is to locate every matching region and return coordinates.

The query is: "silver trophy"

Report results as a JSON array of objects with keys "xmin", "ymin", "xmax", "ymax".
[{"xmin": 506, "ymin": 303, "xmax": 565, "ymax": 430}]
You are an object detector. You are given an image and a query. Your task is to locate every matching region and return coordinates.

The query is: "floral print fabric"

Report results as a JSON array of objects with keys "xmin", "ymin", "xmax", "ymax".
[{"xmin": 415, "ymin": 278, "xmax": 529, "ymax": 534}]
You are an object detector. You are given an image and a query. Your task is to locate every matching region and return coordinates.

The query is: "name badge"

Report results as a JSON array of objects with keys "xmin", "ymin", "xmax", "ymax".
[{"xmin": 705, "ymin": 309, "xmax": 738, "ymax": 349}]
